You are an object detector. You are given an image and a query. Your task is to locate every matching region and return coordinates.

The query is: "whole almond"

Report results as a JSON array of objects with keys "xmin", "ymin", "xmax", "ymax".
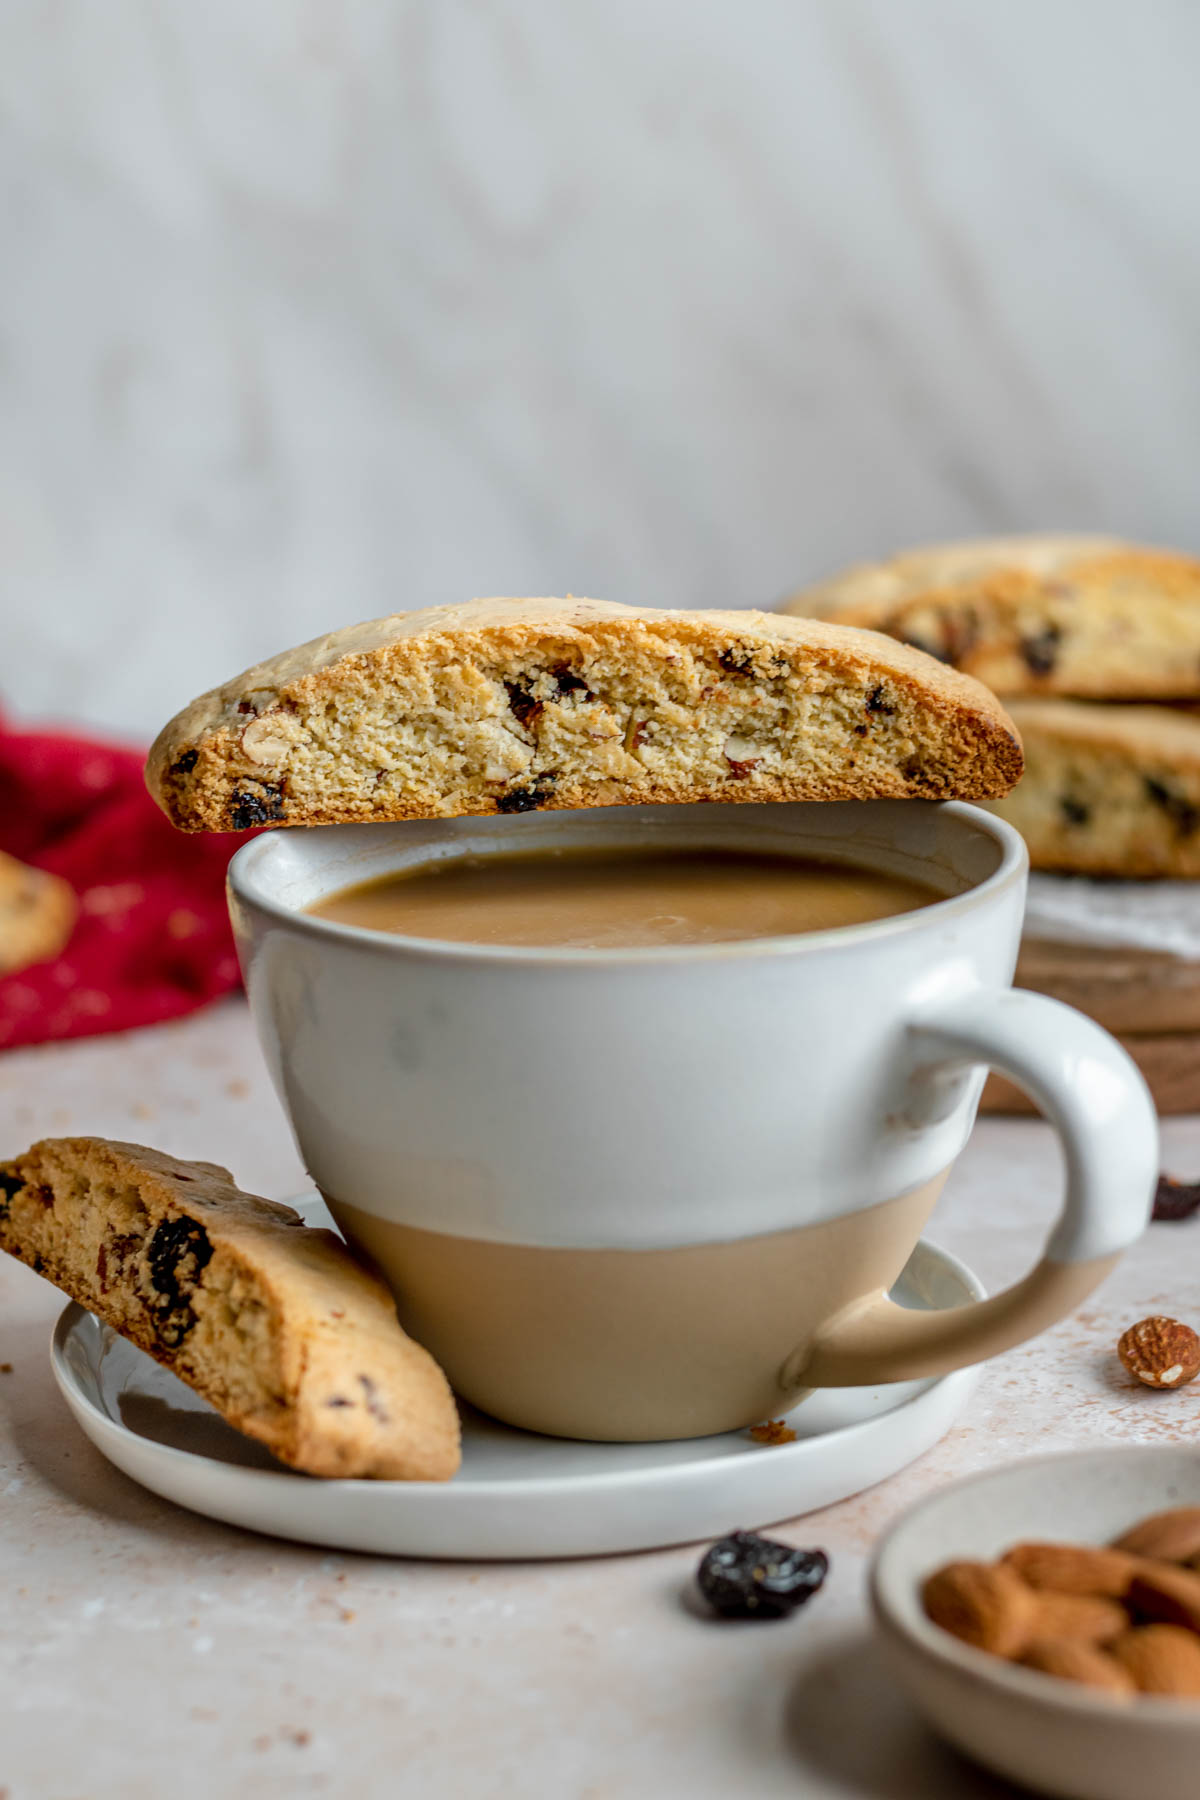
[
  {"xmin": 922, "ymin": 1560, "xmax": 1036, "ymax": 1657},
  {"xmin": 1019, "ymin": 1638, "xmax": 1135, "ymax": 1696},
  {"xmin": 239, "ymin": 718, "xmax": 291, "ymax": 766},
  {"xmin": 1029, "ymin": 1591, "xmax": 1128, "ymax": 1647},
  {"xmin": 1113, "ymin": 1508, "xmax": 1200, "ymax": 1564},
  {"xmin": 1112, "ymin": 1625, "xmax": 1200, "ymax": 1697},
  {"xmin": 1117, "ymin": 1316, "xmax": 1200, "ymax": 1388},
  {"xmin": 1002, "ymin": 1542, "xmax": 1145, "ymax": 1598},
  {"xmin": 1129, "ymin": 1564, "xmax": 1200, "ymax": 1633}
]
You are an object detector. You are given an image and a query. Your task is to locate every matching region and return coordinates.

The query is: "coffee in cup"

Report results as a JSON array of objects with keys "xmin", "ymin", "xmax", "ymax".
[{"xmin": 308, "ymin": 845, "xmax": 941, "ymax": 949}]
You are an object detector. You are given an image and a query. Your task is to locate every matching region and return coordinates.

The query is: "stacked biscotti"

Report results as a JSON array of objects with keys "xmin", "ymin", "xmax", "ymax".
[{"xmin": 786, "ymin": 535, "xmax": 1200, "ymax": 877}]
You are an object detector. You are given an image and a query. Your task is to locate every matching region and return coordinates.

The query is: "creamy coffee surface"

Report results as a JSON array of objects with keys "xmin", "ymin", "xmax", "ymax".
[{"xmin": 308, "ymin": 848, "xmax": 940, "ymax": 949}]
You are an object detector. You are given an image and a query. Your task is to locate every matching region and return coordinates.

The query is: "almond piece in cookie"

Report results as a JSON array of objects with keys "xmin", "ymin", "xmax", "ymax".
[
  {"xmin": 785, "ymin": 534, "xmax": 1200, "ymax": 700},
  {"xmin": 145, "ymin": 598, "xmax": 1022, "ymax": 832},
  {"xmin": 0, "ymin": 851, "xmax": 76, "ymax": 974},
  {"xmin": 0, "ymin": 1138, "xmax": 459, "ymax": 1480}
]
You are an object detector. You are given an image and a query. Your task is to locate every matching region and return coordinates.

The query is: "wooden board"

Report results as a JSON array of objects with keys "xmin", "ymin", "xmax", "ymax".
[
  {"xmin": 1011, "ymin": 939, "xmax": 1200, "ymax": 1037},
  {"xmin": 981, "ymin": 937, "xmax": 1200, "ymax": 1115},
  {"xmin": 983, "ymin": 1029, "xmax": 1200, "ymax": 1116}
]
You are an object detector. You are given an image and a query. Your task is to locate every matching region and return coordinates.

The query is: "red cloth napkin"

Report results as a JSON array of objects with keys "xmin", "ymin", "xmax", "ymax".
[{"xmin": 0, "ymin": 711, "xmax": 253, "ymax": 1049}]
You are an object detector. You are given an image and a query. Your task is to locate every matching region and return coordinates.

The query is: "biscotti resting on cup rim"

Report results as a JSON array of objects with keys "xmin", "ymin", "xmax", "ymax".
[
  {"xmin": 145, "ymin": 598, "xmax": 1022, "ymax": 832},
  {"xmin": 786, "ymin": 534, "xmax": 1200, "ymax": 700},
  {"xmin": 0, "ymin": 1137, "xmax": 460, "ymax": 1480},
  {"xmin": 989, "ymin": 700, "xmax": 1200, "ymax": 877}
]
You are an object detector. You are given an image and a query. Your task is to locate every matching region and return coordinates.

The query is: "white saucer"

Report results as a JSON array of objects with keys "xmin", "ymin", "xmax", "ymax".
[{"xmin": 51, "ymin": 1192, "xmax": 984, "ymax": 1560}]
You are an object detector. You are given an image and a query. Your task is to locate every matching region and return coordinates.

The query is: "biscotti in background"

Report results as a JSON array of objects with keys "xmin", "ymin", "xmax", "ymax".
[
  {"xmin": 786, "ymin": 533, "xmax": 1200, "ymax": 1115},
  {"xmin": 788, "ymin": 535, "xmax": 1200, "ymax": 703},
  {"xmin": 785, "ymin": 535, "xmax": 1200, "ymax": 879},
  {"xmin": 0, "ymin": 852, "xmax": 76, "ymax": 975},
  {"xmin": 998, "ymin": 701, "xmax": 1200, "ymax": 880}
]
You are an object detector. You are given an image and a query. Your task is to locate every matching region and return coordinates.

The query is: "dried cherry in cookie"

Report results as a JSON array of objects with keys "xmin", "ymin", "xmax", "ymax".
[
  {"xmin": 146, "ymin": 1213, "xmax": 213, "ymax": 1347},
  {"xmin": 1144, "ymin": 777, "xmax": 1200, "ymax": 838},
  {"xmin": 503, "ymin": 678, "xmax": 544, "ymax": 729},
  {"xmin": 0, "ymin": 1170, "xmax": 20, "ymax": 1220},
  {"xmin": 1019, "ymin": 625, "xmax": 1062, "ymax": 677},
  {"xmin": 495, "ymin": 774, "xmax": 558, "ymax": 813},
  {"xmin": 550, "ymin": 664, "xmax": 592, "ymax": 697},
  {"xmin": 229, "ymin": 783, "xmax": 286, "ymax": 830}
]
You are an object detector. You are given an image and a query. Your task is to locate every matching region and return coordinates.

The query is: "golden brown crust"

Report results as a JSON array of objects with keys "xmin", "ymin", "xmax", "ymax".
[
  {"xmin": 786, "ymin": 535, "xmax": 1200, "ymax": 699},
  {"xmin": 989, "ymin": 700, "xmax": 1200, "ymax": 877},
  {"xmin": 145, "ymin": 598, "xmax": 1022, "ymax": 831},
  {"xmin": 0, "ymin": 1138, "xmax": 459, "ymax": 1480},
  {"xmin": 0, "ymin": 852, "xmax": 76, "ymax": 974}
]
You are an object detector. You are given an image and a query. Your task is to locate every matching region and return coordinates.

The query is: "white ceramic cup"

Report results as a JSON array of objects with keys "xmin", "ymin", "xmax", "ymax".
[{"xmin": 228, "ymin": 801, "xmax": 1158, "ymax": 1441}]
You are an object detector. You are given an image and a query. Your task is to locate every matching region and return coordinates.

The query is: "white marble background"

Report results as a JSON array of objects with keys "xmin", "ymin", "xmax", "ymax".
[{"xmin": 2, "ymin": 0, "xmax": 1198, "ymax": 738}]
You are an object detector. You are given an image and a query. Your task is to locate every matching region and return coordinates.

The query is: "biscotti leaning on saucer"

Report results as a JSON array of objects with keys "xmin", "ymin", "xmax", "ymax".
[
  {"xmin": 786, "ymin": 534, "xmax": 1200, "ymax": 701},
  {"xmin": 145, "ymin": 598, "xmax": 1022, "ymax": 831},
  {"xmin": 0, "ymin": 1138, "xmax": 460, "ymax": 1480}
]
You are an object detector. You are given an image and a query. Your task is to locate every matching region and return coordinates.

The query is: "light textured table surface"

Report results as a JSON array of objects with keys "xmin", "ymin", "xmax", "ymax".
[{"xmin": 1, "ymin": 999, "xmax": 1196, "ymax": 1800}]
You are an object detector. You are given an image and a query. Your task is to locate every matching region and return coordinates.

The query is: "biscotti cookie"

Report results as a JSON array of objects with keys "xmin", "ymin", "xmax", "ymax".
[
  {"xmin": 786, "ymin": 535, "xmax": 1200, "ymax": 699},
  {"xmin": 0, "ymin": 1138, "xmax": 460, "ymax": 1480},
  {"xmin": 0, "ymin": 852, "xmax": 76, "ymax": 974},
  {"xmin": 145, "ymin": 598, "xmax": 1021, "ymax": 831},
  {"xmin": 990, "ymin": 701, "xmax": 1200, "ymax": 877}
]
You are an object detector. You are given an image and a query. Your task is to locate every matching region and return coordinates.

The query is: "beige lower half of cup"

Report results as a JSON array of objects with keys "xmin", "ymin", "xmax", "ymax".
[{"xmin": 328, "ymin": 1173, "xmax": 949, "ymax": 1442}]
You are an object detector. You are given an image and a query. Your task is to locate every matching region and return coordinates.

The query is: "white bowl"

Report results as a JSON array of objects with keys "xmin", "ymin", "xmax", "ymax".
[{"xmin": 870, "ymin": 1448, "xmax": 1200, "ymax": 1800}]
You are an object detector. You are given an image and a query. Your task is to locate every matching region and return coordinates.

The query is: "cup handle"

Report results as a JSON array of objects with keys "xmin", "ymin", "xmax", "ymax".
[{"xmin": 786, "ymin": 988, "xmax": 1159, "ymax": 1388}]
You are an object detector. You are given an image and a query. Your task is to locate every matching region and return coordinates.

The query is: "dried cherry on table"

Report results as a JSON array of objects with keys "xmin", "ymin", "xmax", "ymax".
[
  {"xmin": 696, "ymin": 1531, "xmax": 829, "ymax": 1620},
  {"xmin": 1153, "ymin": 1176, "xmax": 1200, "ymax": 1223}
]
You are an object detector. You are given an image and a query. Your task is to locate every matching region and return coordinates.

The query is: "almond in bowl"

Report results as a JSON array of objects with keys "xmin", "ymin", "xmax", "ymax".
[
  {"xmin": 922, "ymin": 1522, "xmax": 1200, "ymax": 1699},
  {"xmin": 870, "ymin": 1448, "xmax": 1200, "ymax": 1800}
]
